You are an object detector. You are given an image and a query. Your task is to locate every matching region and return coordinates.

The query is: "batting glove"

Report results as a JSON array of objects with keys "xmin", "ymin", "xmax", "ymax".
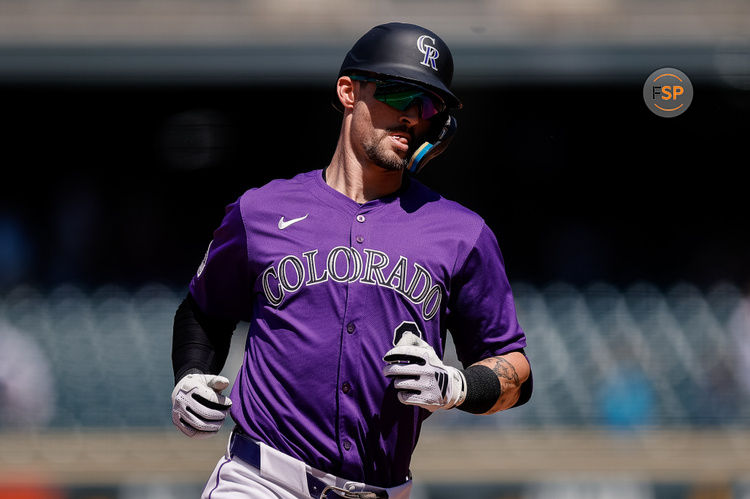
[
  {"xmin": 382, "ymin": 332, "xmax": 467, "ymax": 412},
  {"xmin": 171, "ymin": 373, "xmax": 232, "ymax": 439}
]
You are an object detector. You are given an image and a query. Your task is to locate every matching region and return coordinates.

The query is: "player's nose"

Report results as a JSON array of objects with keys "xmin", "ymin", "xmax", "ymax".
[{"xmin": 399, "ymin": 103, "xmax": 421, "ymax": 126}]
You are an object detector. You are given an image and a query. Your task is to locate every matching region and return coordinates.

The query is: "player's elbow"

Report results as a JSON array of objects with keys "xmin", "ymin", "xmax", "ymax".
[{"xmin": 483, "ymin": 352, "xmax": 532, "ymax": 414}]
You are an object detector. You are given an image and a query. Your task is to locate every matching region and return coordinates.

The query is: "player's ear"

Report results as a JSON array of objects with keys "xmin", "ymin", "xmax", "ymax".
[{"xmin": 336, "ymin": 76, "xmax": 357, "ymax": 111}]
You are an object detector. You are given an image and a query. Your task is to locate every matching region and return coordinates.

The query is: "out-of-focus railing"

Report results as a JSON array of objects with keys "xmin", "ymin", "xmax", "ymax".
[
  {"xmin": 0, "ymin": 283, "xmax": 179, "ymax": 429},
  {"xmin": 439, "ymin": 280, "xmax": 750, "ymax": 430},
  {"xmin": 1, "ymin": 280, "xmax": 747, "ymax": 431}
]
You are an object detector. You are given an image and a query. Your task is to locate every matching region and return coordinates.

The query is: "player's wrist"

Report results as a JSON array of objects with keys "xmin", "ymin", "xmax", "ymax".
[
  {"xmin": 174, "ymin": 367, "xmax": 205, "ymax": 385},
  {"xmin": 445, "ymin": 366, "xmax": 467, "ymax": 409},
  {"xmin": 457, "ymin": 365, "xmax": 502, "ymax": 414}
]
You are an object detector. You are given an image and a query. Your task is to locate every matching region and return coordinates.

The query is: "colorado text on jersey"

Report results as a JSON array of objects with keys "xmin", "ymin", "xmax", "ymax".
[{"xmin": 261, "ymin": 246, "xmax": 443, "ymax": 321}]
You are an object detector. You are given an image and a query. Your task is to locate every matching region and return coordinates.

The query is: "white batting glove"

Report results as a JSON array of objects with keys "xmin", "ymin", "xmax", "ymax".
[
  {"xmin": 382, "ymin": 332, "xmax": 467, "ymax": 412},
  {"xmin": 171, "ymin": 374, "xmax": 232, "ymax": 439}
]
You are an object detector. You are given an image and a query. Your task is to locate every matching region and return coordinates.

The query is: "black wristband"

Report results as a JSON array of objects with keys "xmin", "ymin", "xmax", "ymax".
[{"xmin": 457, "ymin": 365, "xmax": 502, "ymax": 414}]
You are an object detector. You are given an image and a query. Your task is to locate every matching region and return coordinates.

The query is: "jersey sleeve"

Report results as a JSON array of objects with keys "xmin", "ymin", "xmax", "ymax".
[
  {"xmin": 188, "ymin": 196, "xmax": 254, "ymax": 322},
  {"xmin": 447, "ymin": 223, "xmax": 532, "ymax": 407},
  {"xmin": 447, "ymin": 223, "xmax": 528, "ymax": 365}
]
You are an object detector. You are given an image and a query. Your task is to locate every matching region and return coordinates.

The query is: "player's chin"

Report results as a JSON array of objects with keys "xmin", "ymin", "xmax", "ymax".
[
  {"xmin": 366, "ymin": 143, "xmax": 409, "ymax": 171},
  {"xmin": 377, "ymin": 156, "xmax": 408, "ymax": 172}
]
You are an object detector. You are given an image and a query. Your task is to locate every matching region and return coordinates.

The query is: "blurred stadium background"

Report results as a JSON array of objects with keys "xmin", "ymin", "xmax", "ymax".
[{"xmin": 1, "ymin": 1, "xmax": 749, "ymax": 498}]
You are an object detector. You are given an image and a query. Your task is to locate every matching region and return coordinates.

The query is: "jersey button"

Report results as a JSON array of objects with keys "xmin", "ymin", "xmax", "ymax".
[
  {"xmin": 355, "ymin": 235, "xmax": 364, "ymax": 244},
  {"xmin": 346, "ymin": 322, "xmax": 356, "ymax": 334},
  {"xmin": 342, "ymin": 382, "xmax": 351, "ymax": 394},
  {"xmin": 356, "ymin": 214, "xmax": 366, "ymax": 223},
  {"xmin": 343, "ymin": 440, "xmax": 352, "ymax": 451}
]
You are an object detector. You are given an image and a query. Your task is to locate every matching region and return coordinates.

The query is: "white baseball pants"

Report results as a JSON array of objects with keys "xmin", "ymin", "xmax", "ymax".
[{"xmin": 201, "ymin": 434, "xmax": 413, "ymax": 499}]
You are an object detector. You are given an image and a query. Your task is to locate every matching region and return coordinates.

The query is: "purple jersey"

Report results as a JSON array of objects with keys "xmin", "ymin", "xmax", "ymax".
[{"xmin": 189, "ymin": 169, "xmax": 527, "ymax": 487}]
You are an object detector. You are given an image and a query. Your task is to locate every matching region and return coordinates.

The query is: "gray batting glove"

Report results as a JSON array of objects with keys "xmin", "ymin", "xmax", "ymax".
[
  {"xmin": 171, "ymin": 374, "xmax": 232, "ymax": 439},
  {"xmin": 382, "ymin": 332, "xmax": 467, "ymax": 412}
]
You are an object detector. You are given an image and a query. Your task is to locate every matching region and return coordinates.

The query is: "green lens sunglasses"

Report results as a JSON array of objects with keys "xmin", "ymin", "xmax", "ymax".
[{"xmin": 350, "ymin": 75, "xmax": 447, "ymax": 120}]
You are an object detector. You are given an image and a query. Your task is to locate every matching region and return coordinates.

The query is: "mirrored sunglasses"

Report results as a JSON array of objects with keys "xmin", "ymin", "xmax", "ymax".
[{"xmin": 350, "ymin": 75, "xmax": 447, "ymax": 120}]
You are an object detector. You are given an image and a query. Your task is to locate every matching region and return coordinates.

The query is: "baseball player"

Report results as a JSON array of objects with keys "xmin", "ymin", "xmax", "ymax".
[{"xmin": 171, "ymin": 22, "xmax": 532, "ymax": 499}]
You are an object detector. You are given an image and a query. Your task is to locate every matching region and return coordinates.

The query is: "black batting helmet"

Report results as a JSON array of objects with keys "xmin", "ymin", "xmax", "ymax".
[{"xmin": 339, "ymin": 22, "xmax": 462, "ymax": 110}]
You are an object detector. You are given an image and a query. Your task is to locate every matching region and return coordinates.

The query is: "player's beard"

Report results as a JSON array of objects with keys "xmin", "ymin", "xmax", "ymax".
[{"xmin": 363, "ymin": 126, "xmax": 418, "ymax": 172}]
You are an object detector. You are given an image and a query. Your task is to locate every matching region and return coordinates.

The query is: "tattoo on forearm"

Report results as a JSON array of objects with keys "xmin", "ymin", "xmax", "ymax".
[{"xmin": 488, "ymin": 357, "xmax": 520, "ymax": 388}]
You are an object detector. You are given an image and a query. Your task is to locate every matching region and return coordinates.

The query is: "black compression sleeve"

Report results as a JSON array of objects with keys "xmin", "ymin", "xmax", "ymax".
[{"xmin": 171, "ymin": 292, "xmax": 238, "ymax": 384}]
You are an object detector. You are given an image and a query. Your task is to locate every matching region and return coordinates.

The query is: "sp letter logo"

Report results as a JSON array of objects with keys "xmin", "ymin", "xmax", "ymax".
[
  {"xmin": 643, "ymin": 68, "xmax": 693, "ymax": 118},
  {"xmin": 417, "ymin": 35, "xmax": 440, "ymax": 70}
]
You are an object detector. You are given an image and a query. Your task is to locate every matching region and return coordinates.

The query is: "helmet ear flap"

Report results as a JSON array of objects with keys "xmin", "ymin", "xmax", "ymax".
[{"xmin": 407, "ymin": 114, "xmax": 457, "ymax": 174}]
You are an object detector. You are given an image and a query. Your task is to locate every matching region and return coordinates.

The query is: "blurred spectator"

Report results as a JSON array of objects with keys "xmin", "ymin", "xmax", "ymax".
[
  {"xmin": 596, "ymin": 346, "xmax": 654, "ymax": 429},
  {"xmin": 0, "ymin": 214, "xmax": 32, "ymax": 290},
  {"xmin": 598, "ymin": 366, "xmax": 654, "ymax": 429},
  {"xmin": 49, "ymin": 177, "xmax": 101, "ymax": 285},
  {"xmin": 0, "ymin": 320, "xmax": 55, "ymax": 428},
  {"xmin": 685, "ymin": 482, "xmax": 733, "ymax": 499}
]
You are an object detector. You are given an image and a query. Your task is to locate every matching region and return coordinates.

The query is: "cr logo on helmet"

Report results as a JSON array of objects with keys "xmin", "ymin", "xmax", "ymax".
[{"xmin": 417, "ymin": 35, "xmax": 440, "ymax": 70}]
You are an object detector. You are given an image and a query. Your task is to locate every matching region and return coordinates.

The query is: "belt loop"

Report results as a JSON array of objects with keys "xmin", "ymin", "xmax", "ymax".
[
  {"xmin": 228, "ymin": 425, "xmax": 239, "ymax": 458},
  {"xmin": 226, "ymin": 427, "xmax": 236, "ymax": 458}
]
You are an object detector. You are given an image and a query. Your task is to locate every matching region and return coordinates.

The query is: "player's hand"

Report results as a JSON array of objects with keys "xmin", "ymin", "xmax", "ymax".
[
  {"xmin": 382, "ymin": 332, "xmax": 466, "ymax": 412},
  {"xmin": 171, "ymin": 373, "xmax": 232, "ymax": 439}
]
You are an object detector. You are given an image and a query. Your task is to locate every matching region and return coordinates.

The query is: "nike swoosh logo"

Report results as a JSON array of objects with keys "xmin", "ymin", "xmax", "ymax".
[{"xmin": 278, "ymin": 214, "xmax": 309, "ymax": 230}]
